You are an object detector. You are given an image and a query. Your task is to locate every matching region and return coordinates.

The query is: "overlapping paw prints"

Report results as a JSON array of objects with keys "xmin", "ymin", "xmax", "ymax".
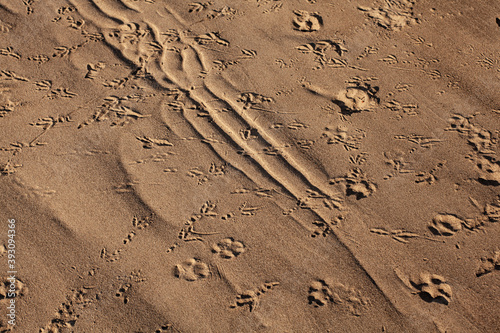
[
  {"xmin": 211, "ymin": 238, "xmax": 246, "ymax": 259},
  {"xmin": 411, "ymin": 272, "xmax": 452, "ymax": 305},
  {"xmin": 174, "ymin": 258, "xmax": 210, "ymax": 281},
  {"xmin": 308, "ymin": 279, "xmax": 370, "ymax": 316}
]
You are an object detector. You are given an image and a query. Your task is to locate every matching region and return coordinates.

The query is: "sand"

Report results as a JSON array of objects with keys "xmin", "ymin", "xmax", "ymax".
[{"xmin": 0, "ymin": 0, "xmax": 499, "ymax": 332}]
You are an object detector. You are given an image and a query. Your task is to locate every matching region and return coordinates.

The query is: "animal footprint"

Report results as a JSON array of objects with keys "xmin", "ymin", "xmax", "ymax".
[
  {"xmin": 334, "ymin": 83, "xmax": 379, "ymax": 114},
  {"xmin": 411, "ymin": 273, "xmax": 452, "ymax": 305},
  {"xmin": 476, "ymin": 156, "xmax": 500, "ymax": 186},
  {"xmin": 230, "ymin": 281, "xmax": 279, "ymax": 312},
  {"xmin": 308, "ymin": 280, "xmax": 370, "ymax": 316},
  {"xmin": 211, "ymin": 238, "xmax": 246, "ymax": 259},
  {"xmin": 293, "ymin": 10, "xmax": 322, "ymax": 32},
  {"xmin": 308, "ymin": 280, "xmax": 332, "ymax": 307},
  {"xmin": 174, "ymin": 258, "xmax": 210, "ymax": 281},
  {"xmin": 476, "ymin": 250, "xmax": 500, "ymax": 277},
  {"xmin": 0, "ymin": 277, "xmax": 26, "ymax": 301},
  {"xmin": 330, "ymin": 168, "xmax": 377, "ymax": 199},
  {"xmin": 115, "ymin": 283, "xmax": 132, "ymax": 304},
  {"xmin": 429, "ymin": 214, "xmax": 463, "ymax": 236}
]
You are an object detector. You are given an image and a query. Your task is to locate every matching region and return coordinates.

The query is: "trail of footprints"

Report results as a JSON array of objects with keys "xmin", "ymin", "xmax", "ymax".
[{"xmin": 52, "ymin": 0, "xmax": 499, "ymax": 325}]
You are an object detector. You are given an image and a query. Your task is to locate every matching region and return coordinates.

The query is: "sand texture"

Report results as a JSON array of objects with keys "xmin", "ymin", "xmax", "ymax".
[{"xmin": 0, "ymin": 0, "xmax": 499, "ymax": 332}]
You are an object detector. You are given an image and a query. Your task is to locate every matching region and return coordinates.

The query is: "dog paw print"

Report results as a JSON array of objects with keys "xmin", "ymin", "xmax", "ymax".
[
  {"xmin": 476, "ymin": 156, "xmax": 500, "ymax": 186},
  {"xmin": 308, "ymin": 280, "xmax": 331, "ymax": 306},
  {"xmin": 411, "ymin": 272, "xmax": 452, "ymax": 305},
  {"xmin": 429, "ymin": 214, "xmax": 463, "ymax": 236},
  {"xmin": 476, "ymin": 250, "xmax": 500, "ymax": 277},
  {"xmin": 293, "ymin": 10, "xmax": 323, "ymax": 32},
  {"xmin": 174, "ymin": 258, "xmax": 210, "ymax": 281},
  {"xmin": 211, "ymin": 238, "xmax": 246, "ymax": 259}
]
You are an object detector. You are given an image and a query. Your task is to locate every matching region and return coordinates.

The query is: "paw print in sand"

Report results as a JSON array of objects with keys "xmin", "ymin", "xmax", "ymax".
[
  {"xmin": 411, "ymin": 272, "xmax": 452, "ymax": 305},
  {"xmin": 0, "ymin": 277, "xmax": 26, "ymax": 302},
  {"xmin": 428, "ymin": 213, "xmax": 463, "ymax": 236},
  {"xmin": 334, "ymin": 83, "xmax": 380, "ymax": 115},
  {"xmin": 308, "ymin": 280, "xmax": 370, "ymax": 316},
  {"xmin": 330, "ymin": 168, "xmax": 377, "ymax": 199},
  {"xmin": 475, "ymin": 156, "xmax": 500, "ymax": 186},
  {"xmin": 174, "ymin": 258, "xmax": 210, "ymax": 281},
  {"xmin": 476, "ymin": 250, "xmax": 500, "ymax": 277},
  {"xmin": 293, "ymin": 10, "xmax": 323, "ymax": 32},
  {"xmin": 211, "ymin": 238, "xmax": 246, "ymax": 259}
]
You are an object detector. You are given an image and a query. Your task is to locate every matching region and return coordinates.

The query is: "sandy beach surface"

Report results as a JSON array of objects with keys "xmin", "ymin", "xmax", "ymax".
[{"xmin": 0, "ymin": 0, "xmax": 499, "ymax": 332}]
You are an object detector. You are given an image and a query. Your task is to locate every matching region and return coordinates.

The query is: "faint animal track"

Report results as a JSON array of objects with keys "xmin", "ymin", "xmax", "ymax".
[
  {"xmin": 447, "ymin": 114, "xmax": 497, "ymax": 154},
  {"xmin": 178, "ymin": 202, "xmax": 219, "ymax": 242},
  {"xmin": 0, "ymin": 277, "xmax": 26, "ymax": 302},
  {"xmin": 468, "ymin": 127, "xmax": 497, "ymax": 154},
  {"xmin": 394, "ymin": 134, "xmax": 443, "ymax": 149},
  {"xmin": 188, "ymin": 2, "xmax": 213, "ymax": 13},
  {"xmin": 100, "ymin": 248, "xmax": 122, "ymax": 262},
  {"xmin": 194, "ymin": 32, "xmax": 230, "ymax": 47},
  {"xmin": 357, "ymin": 46, "xmax": 379, "ymax": 60},
  {"xmin": 476, "ymin": 250, "xmax": 500, "ymax": 277},
  {"xmin": 370, "ymin": 228, "xmax": 419, "ymax": 244},
  {"xmin": 475, "ymin": 156, "xmax": 500, "ymax": 185},
  {"xmin": 174, "ymin": 258, "xmax": 210, "ymax": 281},
  {"xmin": 429, "ymin": 214, "xmax": 464, "ymax": 236},
  {"xmin": 85, "ymin": 62, "xmax": 106, "ymax": 79},
  {"xmin": 136, "ymin": 136, "xmax": 173, "ymax": 149},
  {"xmin": 296, "ymin": 40, "xmax": 347, "ymax": 57},
  {"xmin": 447, "ymin": 114, "xmax": 474, "ymax": 133},
  {"xmin": 383, "ymin": 150, "xmax": 414, "ymax": 179},
  {"xmin": 237, "ymin": 92, "xmax": 274, "ymax": 111},
  {"xmin": 384, "ymin": 99, "xmax": 418, "ymax": 117},
  {"xmin": 414, "ymin": 161, "xmax": 446, "ymax": 185},
  {"xmin": 484, "ymin": 196, "xmax": 500, "ymax": 222},
  {"xmin": 311, "ymin": 215, "xmax": 344, "ymax": 238},
  {"xmin": 230, "ymin": 281, "xmax": 279, "ymax": 312},
  {"xmin": 293, "ymin": 10, "xmax": 322, "ymax": 31},
  {"xmin": 239, "ymin": 202, "xmax": 262, "ymax": 216},
  {"xmin": 0, "ymin": 161, "xmax": 22, "ymax": 176},
  {"xmin": 115, "ymin": 270, "xmax": 146, "ymax": 304},
  {"xmin": 0, "ymin": 19, "xmax": 12, "ymax": 33},
  {"xmin": 308, "ymin": 280, "xmax": 370, "ymax": 316},
  {"xmin": 330, "ymin": 168, "xmax": 377, "ymax": 199},
  {"xmin": 40, "ymin": 287, "xmax": 94, "ymax": 332},
  {"xmin": 115, "ymin": 283, "xmax": 132, "ymax": 304},
  {"xmin": 410, "ymin": 272, "xmax": 452, "ymax": 305},
  {"xmin": 211, "ymin": 238, "xmax": 246, "ymax": 259},
  {"xmin": 322, "ymin": 126, "xmax": 365, "ymax": 151},
  {"xmin": 154, "ymin": 323, "xmax": 182, "ymax": 333},
  {"xmin": 358, "ymin": 0, "xmax": 418, "ymax": 31},
  {"xmin": 0, "ymin": 70, "xmax": 29, "ymax": 82},
  {"xmin": 0, "ymin": 47, "xmax": 21, "ymax": 59}
]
